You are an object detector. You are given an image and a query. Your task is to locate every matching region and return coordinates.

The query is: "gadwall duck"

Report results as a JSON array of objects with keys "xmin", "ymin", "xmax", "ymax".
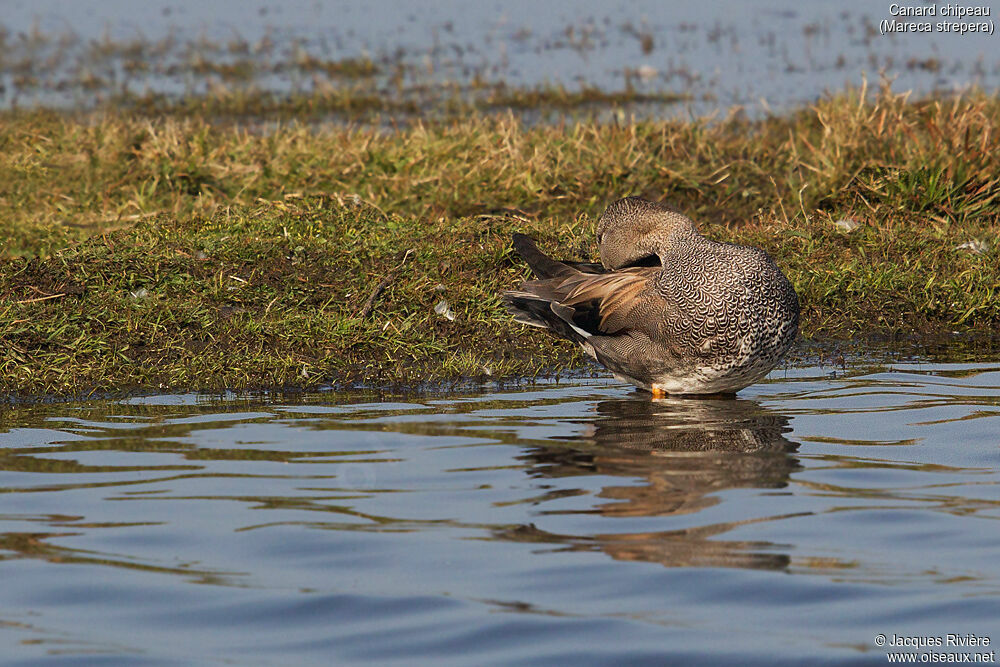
[{"xmin": 503, "ymin": 197, "xmax": 799, "ymax": 396}]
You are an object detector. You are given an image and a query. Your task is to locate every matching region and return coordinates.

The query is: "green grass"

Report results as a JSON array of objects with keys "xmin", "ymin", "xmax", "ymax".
[
  {"xmin": 1, "ymin": 198, "xmax": 563, "ymax": 395},
  {"xmin": 2, "ymin": 84, "xmax": 999, "ymax": 396}
]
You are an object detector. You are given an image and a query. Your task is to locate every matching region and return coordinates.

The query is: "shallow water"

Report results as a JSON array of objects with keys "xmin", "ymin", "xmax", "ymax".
[
  {"xmin": 3, "ymin": 0, "xmax": 998, "ymax": 116},
  {"xmin": 2, "ymin": 359, "xmax": 1000, "ymax": 664}
]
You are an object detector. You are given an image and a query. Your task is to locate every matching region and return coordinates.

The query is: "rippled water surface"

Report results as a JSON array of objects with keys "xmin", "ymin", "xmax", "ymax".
[{"xmin": 3, "ymin": 360, "xmax": 1000, "ymax": 664}]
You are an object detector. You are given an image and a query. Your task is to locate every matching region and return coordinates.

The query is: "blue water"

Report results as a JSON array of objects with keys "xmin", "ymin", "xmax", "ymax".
[
  {"xmin": 2, "ymin": 359, "xmax": 1000, "ymax": 664},
  {"xmin": 2, "ymin": 0, "xmax": 998, "ymax": 114}
]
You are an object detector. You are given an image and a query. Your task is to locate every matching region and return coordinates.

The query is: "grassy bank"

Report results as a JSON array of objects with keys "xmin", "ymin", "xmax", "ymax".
[{"xmin": 2, "ymin": 86, "xmax": 999, "ymax": 396}]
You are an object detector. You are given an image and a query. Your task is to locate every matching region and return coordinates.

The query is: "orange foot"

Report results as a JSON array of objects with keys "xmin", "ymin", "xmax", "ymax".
[{"xmin": 650, "ymin": 384, "xmax": 668, "ymax": 399}]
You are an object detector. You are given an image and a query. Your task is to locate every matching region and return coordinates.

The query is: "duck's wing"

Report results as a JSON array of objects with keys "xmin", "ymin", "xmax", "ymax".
[
  {"xmin": 506, "ymin": 233, "xmax": 614, "ymax": 331},
  {"xmin": 558, "ymin": 269, "xmax": 655, "ymax": 334},
  {"xmin": 504, "ymin": 265, "xmax": 665, "ymax": 389},
  {"xmin": 505, "ymin": 234, "xmax": 675, "ymax": 386},
  {"xmin": 511, "ymin": 233, "xmax": 607, "ymax": 279},
  {"xmin": 559, "ymin": 259, "xmax": 608, "ymax": 273},
  {"xmin": 505, "ymin": 241, "xmax": 661, "ymax": 340}
]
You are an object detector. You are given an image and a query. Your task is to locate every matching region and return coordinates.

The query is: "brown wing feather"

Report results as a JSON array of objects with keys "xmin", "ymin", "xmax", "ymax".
[{"xmin": 560, "ymin": 268, "xmax": 658, "ymax": 333}]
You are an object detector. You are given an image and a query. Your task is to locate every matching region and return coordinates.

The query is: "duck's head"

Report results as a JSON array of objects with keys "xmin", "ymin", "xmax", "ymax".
[{"xmin": 596, "ymin": 197, "xmax": 698, "ymax": 270}]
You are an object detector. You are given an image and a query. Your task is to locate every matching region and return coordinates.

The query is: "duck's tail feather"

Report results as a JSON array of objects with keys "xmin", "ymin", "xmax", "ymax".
[
  {"xmin": 502, "ymin": 290, "xmax": 591, "ymax": 345},
  {"xmin": 506, "ymin": 233, "xmax": 592, "ymax": 340}
]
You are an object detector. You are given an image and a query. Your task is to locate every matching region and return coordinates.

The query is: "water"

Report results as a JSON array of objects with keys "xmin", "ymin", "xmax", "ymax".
[
  {"xmin": 2, "ymin": 359, "xmax": 1000, "ymax": 664},
  {"xmin": 2, "ymin": 0, "xmax": 998, "ymax": 115}
]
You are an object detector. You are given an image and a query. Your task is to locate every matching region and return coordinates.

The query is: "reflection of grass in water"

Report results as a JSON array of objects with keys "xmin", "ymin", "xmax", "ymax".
[
  {"xmin": 0, "ymin": 22, "xmax": 690, "ymax": 114},
  {"xmin": 0, "ymin": 85, "xmax": 999, "ymax": 395},
  {"xmin": 0, "ymin": 531, "xmax": 238, "ymax": 586},
  {"xmin": 0, "ymin": 26, "xmax": 387, "ymax": 105},
  {"xmin": 113, "ymin": 82, "xmax": 686, "ymax": 122},
  {"xmin": 0, "ymin": 23, "xmax": 690, "ymax": 123}
]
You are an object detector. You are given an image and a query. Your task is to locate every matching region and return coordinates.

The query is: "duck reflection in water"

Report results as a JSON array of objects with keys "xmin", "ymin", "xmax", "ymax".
[{"xmin": 504, "ymin": 394, "xmax": 802, "ymax": 571}]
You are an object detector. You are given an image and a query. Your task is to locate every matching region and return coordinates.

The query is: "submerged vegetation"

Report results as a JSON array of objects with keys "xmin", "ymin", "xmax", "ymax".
[{"xmin": 2, "ymin": 84, "xmax": 999, "ymax": 396}]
